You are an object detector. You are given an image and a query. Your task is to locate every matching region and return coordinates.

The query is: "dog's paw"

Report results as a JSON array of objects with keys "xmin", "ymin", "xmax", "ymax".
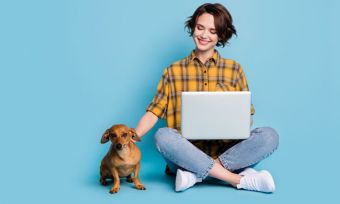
[
  {"xmin": 136, "ymin": 184, "xmax": 146, "ymax": 190},
  {"xmin": 109, "ymin": 187, "xmax": 120, "ymax": 194},
  {"xmin": 100, "ymin": 179, "xmax": 107, "ymax": 186}
]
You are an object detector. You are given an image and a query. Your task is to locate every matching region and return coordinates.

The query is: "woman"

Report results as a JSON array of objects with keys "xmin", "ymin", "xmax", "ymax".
[{"xmin": 135, "ymin": 3, "xmax": 279, "ymax": 193}]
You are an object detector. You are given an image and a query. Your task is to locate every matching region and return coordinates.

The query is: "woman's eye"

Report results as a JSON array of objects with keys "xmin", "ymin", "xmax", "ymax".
[
  {"xmin": 210, "ymin": 30, "xmax": 216, "ymax": 34},
  {"xmin": 197, "ymin": 26, "xmax": 203, "ymax": 30}
]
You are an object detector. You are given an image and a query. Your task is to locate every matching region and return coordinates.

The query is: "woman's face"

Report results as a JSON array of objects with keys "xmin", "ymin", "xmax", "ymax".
[{"xmin": 193, "ymin": 13, "xmax": 219, "ymax": 53}]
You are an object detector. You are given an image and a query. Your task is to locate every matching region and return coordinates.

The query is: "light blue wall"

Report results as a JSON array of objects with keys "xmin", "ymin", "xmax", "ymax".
[{"xmin": 1, "ymin": 0, "xmax": 339, "ymax": 203}]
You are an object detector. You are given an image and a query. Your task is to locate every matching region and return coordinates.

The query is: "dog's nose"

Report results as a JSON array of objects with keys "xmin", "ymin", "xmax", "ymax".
[{"xmin": 116, "ymin": 143, "xmax": 122, "ymax": 150}]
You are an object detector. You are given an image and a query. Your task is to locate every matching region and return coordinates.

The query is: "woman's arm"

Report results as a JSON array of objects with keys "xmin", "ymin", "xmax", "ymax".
[{"xmin": 135, "ymin": 111, "xmax": 159, "ymax": 138}]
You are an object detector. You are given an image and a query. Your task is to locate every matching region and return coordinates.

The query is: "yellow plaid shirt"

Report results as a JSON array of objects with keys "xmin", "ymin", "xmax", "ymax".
[{"xmin": 147, "ymin": 50, "xmax": 255, "ymax": 159}]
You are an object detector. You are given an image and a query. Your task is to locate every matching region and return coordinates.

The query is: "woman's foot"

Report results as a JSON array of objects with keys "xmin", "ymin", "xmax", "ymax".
[
  {"xmin": 239, "ymin": 167, "xmax": 257, "ymax": 176},
  {"xmin": 237, "ymin": 170, "xmax": 275, "ymax": 193},
  {"xmin": 175, "ymin": 169, "xmax": 202, "ymax": 192}
]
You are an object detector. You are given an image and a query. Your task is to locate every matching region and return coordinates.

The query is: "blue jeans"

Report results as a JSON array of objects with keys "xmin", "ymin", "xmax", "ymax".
[{"xmin": 154, "ymin": 127, "xmax": 279, "ymax": 180}]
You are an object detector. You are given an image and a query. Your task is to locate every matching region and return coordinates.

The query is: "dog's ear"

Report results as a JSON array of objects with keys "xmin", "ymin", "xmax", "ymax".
[
  {"xmin": 130, "ymin": 128, "xmax": 141, "ymax": 142},
  {"xmin": 101, "ymin": 129, "xmax": 110, "ymax": 144}
]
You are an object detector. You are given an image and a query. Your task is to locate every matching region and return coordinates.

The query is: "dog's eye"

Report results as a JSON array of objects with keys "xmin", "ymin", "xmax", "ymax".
[
  {"xmin": 110, "ymin": 133, "xmax": 117, "ymax": 138},
  {"xmin": 122, "ymin": 133, "xmax": 128, "ymax": 137}
]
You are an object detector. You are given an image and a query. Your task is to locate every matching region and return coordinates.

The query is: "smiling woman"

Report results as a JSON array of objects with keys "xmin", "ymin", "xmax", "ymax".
[
  {"xmin": 184, "ymin": 3, "xmax": 237, "ymax": 64},
  {"xmin": 191, "ymin": 13, "xmax": 220, "ymax": 61},
  {"xmin": 134, "ymin": 3, "xmax": 279, "ymax": 193},
  {"xmin": 185, "ymin": 3, "xmax": 237, "ymax": 48}
]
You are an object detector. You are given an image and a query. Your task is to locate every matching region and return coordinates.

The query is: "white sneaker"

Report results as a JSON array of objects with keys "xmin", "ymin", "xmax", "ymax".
[
  {"xmin": 239, "ymin": 168, "xmax": 258, "ymax": 176},
  {"xmin": 237, "ymin": 170, "xmax": 275, "ymax": 193},
  {"xmin": 175, "ymin": 169, "xmax": 202, "ymax": 192}
]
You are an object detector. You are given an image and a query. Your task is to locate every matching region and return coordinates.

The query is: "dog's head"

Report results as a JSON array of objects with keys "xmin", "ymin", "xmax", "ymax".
[{"xmin": 101, "ymin": 124, "xmax": 141, "ymax": 151}]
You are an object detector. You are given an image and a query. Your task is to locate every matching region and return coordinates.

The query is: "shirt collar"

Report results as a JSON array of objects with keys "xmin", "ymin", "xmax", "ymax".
[{"xmin": 189, "ymin": 49, "xmax": 220, "ymax": 65}]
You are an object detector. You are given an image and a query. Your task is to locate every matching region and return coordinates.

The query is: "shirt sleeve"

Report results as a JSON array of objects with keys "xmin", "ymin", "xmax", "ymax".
[
  {"xmin": 235, "ymin": 63, "xmax": 256, "ymax": 115},
  {"xmin": 146, "ymin": 68, "xmax": 169, "ymax": 119}
]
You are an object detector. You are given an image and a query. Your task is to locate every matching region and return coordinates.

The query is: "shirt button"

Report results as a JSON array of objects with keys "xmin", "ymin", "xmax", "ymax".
[
  {"xmin": 204, "ymin": 82, "xmax": 207, "ymax": 86},
  {"xmin": 204, "ymin": 70, "xmax": 207, "ymax": 74}
]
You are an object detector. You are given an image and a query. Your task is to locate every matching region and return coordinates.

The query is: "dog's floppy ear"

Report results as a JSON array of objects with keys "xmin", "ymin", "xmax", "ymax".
[
  {"xmin": 101, "ymin": 129, "xmax": 110, "ymax": 144},
  {"xmin": 130, "ymin": 128, "xmax": 141, "ymax": 142}
]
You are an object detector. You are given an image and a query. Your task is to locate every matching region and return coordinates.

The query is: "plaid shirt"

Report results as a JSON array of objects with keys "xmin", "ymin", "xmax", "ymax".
[{"xmin": 147, "ymin": 50, "xmax": 255, "ymax": 158}]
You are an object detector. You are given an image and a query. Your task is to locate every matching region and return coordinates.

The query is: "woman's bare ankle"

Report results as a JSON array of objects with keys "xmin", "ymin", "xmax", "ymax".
[
  {"xmin": 214, "ymin": 158, "xmax": 222, "ymax": 165},
  {"xmin": 230, "ymin": 174, "xmax": 242, "ymax": 187}
]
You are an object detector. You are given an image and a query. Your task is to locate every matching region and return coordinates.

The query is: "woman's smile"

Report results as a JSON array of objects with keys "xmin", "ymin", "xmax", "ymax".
[{"xmin": 197, "ymin": 37, "xmax": 211, "ymax": 45}]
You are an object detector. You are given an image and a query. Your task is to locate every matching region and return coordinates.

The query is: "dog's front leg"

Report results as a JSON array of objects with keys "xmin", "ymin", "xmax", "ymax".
[
  {"xmin": 133, "ymin": 162, "xmax": 146, "ymax": 190},
  {"xmin": 109, "ymin": 168, "xmax": 120, "ymax": 194}
]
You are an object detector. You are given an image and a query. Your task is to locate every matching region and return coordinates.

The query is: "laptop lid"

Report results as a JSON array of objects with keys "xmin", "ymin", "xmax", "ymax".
[{"xmin": 181, "ymin": 91, "xmax": 251, "ymax": 140}]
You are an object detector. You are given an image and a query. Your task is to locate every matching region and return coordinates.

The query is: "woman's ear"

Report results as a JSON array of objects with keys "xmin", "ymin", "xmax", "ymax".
[{"xmin": 101, "ymin": 129, "xmax": 110, "ymax": 144}]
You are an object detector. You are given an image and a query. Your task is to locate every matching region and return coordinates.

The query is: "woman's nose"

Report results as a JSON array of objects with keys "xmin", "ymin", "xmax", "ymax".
[{"xmin": 201, "ymin": 30, "xmax": 208, "ymax": 38}]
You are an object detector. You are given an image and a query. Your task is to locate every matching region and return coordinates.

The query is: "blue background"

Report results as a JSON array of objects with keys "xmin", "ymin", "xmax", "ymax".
[{"xmin": 1, "ymin": 0, "xmax": 339, "ymax": 203}]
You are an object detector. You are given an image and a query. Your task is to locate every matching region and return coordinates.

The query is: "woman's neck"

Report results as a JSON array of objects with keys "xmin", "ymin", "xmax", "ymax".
[{"xmin": 195, "ymin": 48, "xmax": 215, "ymax": 64}]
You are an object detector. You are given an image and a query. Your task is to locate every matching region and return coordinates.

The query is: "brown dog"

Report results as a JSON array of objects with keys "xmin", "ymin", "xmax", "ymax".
[{"xmin": 100, "ymin": 124, "xmax": 146, "ymax": 194}]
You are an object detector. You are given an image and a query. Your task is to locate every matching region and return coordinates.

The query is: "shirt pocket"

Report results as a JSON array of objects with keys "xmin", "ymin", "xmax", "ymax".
[{"xmin": 215, "ymin": 82, "xmax": 237, "ymax": 91}]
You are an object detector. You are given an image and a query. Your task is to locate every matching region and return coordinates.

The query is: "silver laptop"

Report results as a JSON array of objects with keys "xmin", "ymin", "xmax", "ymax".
[{"xmin": 181, "ymin": 91, "xmax": 251, "ymax": 140}]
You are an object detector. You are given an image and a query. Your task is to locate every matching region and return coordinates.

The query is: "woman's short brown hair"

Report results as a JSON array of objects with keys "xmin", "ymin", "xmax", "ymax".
[{"xmin": 185, "ymin": 3, "xmax": 237, "ymax": 47}]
